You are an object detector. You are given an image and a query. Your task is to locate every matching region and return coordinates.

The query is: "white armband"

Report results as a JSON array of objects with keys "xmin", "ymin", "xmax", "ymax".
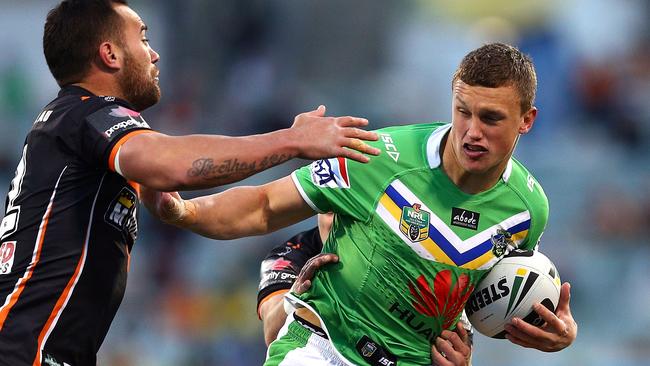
[{"xmin": 114, "ymin": 146, "xmax": 124, "ymax": 176}]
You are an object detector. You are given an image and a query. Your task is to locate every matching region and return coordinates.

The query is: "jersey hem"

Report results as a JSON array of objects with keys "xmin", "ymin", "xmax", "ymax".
[{"xmin": 285, "ymin": 293, "xmax": 357, "ymax": 366}]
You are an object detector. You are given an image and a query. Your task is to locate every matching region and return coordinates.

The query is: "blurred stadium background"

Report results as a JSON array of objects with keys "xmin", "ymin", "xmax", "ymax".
[{"xmin": 1, "ymin": 0, "xmax": 649, "ymax": 365}]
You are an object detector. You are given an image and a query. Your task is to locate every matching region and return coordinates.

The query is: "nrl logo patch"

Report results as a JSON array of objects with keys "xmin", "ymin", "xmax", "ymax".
[
  {"xmin": 399, "ymin": 203, "xmax": 430, "ymax": 242},
  {"xmin": 361, "ymin": 341, "xmax": 377, "ymax": 357},
  {"xmin": 490, "ymin": 229, "xmax": 513, "ymax": 257}
]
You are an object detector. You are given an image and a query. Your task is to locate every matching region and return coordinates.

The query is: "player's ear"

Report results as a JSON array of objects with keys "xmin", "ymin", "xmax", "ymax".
[
  {"xmin": 518, "ymin": 107, "xmax": 537, "ymax": 135},
  {"xmin": 97, "ymin": 41, "xmax": 122, "ymax": 71}
]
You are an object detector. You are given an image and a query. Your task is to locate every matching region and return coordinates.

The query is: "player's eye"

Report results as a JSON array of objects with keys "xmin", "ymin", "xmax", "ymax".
[
  {"xmin": 142, "ymin": 38, "xmax": 150, "ymax": 45},
  {"xmin": 480, "ymin": 112, "xmax": 504, "ymax": 123},
  {"xmin": 457, "ymin": 108, "xmax": 470, "ymax": 116}
]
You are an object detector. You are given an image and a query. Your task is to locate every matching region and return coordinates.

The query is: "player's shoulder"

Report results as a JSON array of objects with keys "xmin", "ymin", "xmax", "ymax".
[
  {"xmin": 375, "ymin": 122, "xmax": 447, "ymax": 139},
  {"xmin": 504, "ymin": 158, "xmax": 549, "ymax": 211},
  {"xmin": 38, "ymin": 87, "xmax": 139, "ymax": 133},
  {"xmin": 51, "ymin": 87, "xmax": 128, "ymax": 119},
  {"xmin": 368, "ymin": 122, "xmax": 448, "ymax": 167}
]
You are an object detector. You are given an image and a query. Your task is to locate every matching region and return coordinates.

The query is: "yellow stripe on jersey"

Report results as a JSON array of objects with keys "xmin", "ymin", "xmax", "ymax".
[{"xmin": 378, "ymin": 194, "xmax": 455, "ymax": 266}]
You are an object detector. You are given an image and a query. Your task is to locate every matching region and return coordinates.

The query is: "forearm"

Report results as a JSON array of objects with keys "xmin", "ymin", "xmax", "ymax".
[
  {"xmin": 170, "ymin": 177, "xmax": 314, "ymax": 240},
  {"xmin": 170, "ymin": 186, "xmax": 269, "ymax": 239},
  {"xmin": 120, "ymin": 130, "xmax": 299, "ymax": 191},
  {"xmin": 259, "ymin": 293, "xmax": 290, "ymax": 346}
]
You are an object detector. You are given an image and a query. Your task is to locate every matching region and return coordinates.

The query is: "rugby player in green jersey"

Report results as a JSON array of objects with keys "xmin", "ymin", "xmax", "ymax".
[
  {"xmin": 144, "ymin": 43, "xmax": 577, "ymax": 365},
  {"xmin": 257, "ymin": 213, "xmax": 474, "ymax": 365}
]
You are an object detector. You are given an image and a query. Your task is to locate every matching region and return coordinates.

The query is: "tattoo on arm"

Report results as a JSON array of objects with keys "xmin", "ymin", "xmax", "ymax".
[{"xmin": 187, "ymin": 154, "xmax": 292, "ymax": 181}]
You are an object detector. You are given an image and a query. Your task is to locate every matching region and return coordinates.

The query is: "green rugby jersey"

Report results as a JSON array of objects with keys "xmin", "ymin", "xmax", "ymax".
[{"xmin": 289, "ymin": 123, "xmax": 549, "ymax": 366}]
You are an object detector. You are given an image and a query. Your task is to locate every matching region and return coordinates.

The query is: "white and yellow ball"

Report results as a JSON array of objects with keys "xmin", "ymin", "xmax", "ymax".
[{"xmin": 465, "ymin": 249, "xmax": 562, "ymax": 338}]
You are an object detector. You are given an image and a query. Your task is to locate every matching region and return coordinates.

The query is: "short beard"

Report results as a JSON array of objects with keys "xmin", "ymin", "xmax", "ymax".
[{"xmin": 117, "ymin": 51, "xmax": 160, "ymax": 111}]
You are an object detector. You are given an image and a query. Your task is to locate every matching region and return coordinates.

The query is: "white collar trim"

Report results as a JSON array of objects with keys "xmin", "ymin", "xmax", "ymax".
[
  {"xmin": 426, "ymin": 124, "xmax": 452, "ymax": 169},
  {"xmin": 426, "ymin": 123, "xmax": 514, "ymax": 182}
]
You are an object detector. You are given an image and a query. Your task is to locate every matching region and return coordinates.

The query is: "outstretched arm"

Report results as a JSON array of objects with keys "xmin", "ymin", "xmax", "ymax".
[
  {"xmin": 141, "ymin": 176, "xmax": 315, "ymax": 239},
  {"xmin": 119, "ymin": 106, "xmax": 379, "ymax": 191}
]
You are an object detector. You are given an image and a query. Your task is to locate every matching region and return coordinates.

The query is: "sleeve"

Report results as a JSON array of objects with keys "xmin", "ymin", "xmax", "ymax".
[
  {"xmin": 256, "ymin": 227, "xmax": 323, "ymax": 314},
  {"xmin": 520, "ymin": 175, "xmax": 550, "ymax": 251},
  {"xmin": 290, "ymin": 145, "xmax": 394, "ymax": 221},
  {"xmin": 65, "ymin": 101, "xmax": 155, "ymax": 171}
]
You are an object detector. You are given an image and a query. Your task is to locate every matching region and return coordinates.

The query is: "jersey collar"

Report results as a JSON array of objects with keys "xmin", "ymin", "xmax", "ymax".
[
  {"xmin": 58, "ymin": 85, "xmax": 95, "ymax": 97},
  {"xmin": 425, "ymin": 123, "xmax": 513, "ymax": 183}
]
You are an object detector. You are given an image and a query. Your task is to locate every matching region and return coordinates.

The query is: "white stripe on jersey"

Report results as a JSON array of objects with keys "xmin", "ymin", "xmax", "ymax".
[{"xmin": 38, "ymin": 173, "xmax": 107, "ymax": 359}]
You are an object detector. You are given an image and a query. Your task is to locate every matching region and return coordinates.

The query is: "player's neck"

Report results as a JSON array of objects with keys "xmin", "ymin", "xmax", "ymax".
[
  {"xmin": 440, "ymin": 136, "xmax": 504, "ymax": 195},
  {"xmin": 74, "ymin": 74, "xmax": 124, "ymax": 100}
]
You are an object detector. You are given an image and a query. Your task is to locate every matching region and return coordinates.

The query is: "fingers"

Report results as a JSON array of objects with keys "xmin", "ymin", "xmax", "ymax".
[
  {"xmin": 339, "ymin": 149, "xmax": 371, "ymax": 164},
  {"xmin": 439, "ymin": 330, "xmax": 470, "ymax": 360},
  {"xmin": 336, "ymin": 116, "xmax": 370, "ymax": 128},
  {"xmin": 505, "ymin": 331, "xmax": 537, "ymax": 349},
  {"xmin": 433, "ymin": 333, "xmax": 468, "ymax": 366},
  {"xmin": 453, "ymin": 322, "xmax": 469, "ymax": 346},
  {"xmin": 504, "ymin": 316, "xmax": 564, "ymax": 352},
  {"xmin": 293, "ymin": 279, "xmax": 311, "ymax": 295},
  {"xmin": 533, "ymin": 302, "xmax": 566, "ymax": 332},
  {"xmin": 303, "ymin": 105, "xmax": 326, "ymax": 117},
  {"xmin": 158, "ymin": 192, "xmax": 185, "ymax": 222},
  {"xmin": 557, "ymin": 282, "xmax": 572, "ymax": 314},
  {"xmin": 293, "ymin": 253, "xmax": 339, "ymax": 294},
  {"xmin": 506, "ymin": 316, "xmax": 551, "ymax": 341},
  {"xmin": 337, "ymin": 137, "xmax": 381, "ymax": 163},
  {"xmin": 430, "ymin": 344, "xmax": 452, "ymax": 366},
  {"xmin": 300, "ymin": 254, "xmax": 338, "ymax": 279},
  {"xmin": 344, "ymin": 127, "xmax": 380, "ymax": 143}
]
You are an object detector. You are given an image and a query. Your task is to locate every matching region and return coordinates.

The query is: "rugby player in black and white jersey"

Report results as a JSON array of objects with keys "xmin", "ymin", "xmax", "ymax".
[
  {"xmin": 0, "ymin": 1, "xmax": 380, "ymax": 365},
  {"xmin": 257, "ymin": 214, "xmax": 475, "ymax": 366}
]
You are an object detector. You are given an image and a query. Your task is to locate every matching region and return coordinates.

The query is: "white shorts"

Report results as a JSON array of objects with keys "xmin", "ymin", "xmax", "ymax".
[{"xmin": 264, "ymin": 314, "xmax": 350, "ymax": 366}]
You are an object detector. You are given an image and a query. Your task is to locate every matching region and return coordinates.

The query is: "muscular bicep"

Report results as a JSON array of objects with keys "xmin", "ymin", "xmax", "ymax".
[
  {"xmin": 264, "ymin": 176, "xmax": 316, "ymax": 232},
  {"xmin": 117, "ymin": 132, "xmax": 188, "ymax": 190}
]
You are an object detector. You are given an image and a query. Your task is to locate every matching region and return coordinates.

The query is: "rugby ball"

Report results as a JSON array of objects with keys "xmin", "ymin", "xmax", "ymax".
[{"xmin": 465, "ymin": 249, "xmax": 561, "ymax": 338}]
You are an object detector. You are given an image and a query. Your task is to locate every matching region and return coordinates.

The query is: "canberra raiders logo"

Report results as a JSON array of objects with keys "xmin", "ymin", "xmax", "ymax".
[
  {"xmin": 490, "ymin": 229, "xmax": 513, "ymax": 257},
  {"xmin": 399, "ymin": 203, "xmax": 430, "ymax": 242}
]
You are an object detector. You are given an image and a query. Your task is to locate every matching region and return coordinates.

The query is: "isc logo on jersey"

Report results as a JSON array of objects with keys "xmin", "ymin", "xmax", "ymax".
[{"xmin": 309, "ymin": 157, "xmax": 351, "ymax": 188}]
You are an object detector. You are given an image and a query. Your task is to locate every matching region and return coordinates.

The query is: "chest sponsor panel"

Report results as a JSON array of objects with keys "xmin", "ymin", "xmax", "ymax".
[{"xmin": 375, "ymin": 178, "xmax": 531, "ymax": 270}]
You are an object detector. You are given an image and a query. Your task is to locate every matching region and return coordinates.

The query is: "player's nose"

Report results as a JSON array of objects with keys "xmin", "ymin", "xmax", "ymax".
[{"xmin": 150, "ymin": 48, "xmax": 160, "ymax": 64}]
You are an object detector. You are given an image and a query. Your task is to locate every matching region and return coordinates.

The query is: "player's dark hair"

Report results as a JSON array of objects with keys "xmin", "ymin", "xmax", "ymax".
[
  {"xmin": 43, "ymin": 0, "xmax": 128, "ymax": 87},
  {"xmin": 453, "ymin": 43, "xmax": 537, "ymax": 113}
]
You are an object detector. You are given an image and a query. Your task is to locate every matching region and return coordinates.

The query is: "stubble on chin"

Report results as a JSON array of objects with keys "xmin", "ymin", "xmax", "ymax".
[{"xmin": 118, "ymin": 56, "xmax": 161, "ymax": 111}]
